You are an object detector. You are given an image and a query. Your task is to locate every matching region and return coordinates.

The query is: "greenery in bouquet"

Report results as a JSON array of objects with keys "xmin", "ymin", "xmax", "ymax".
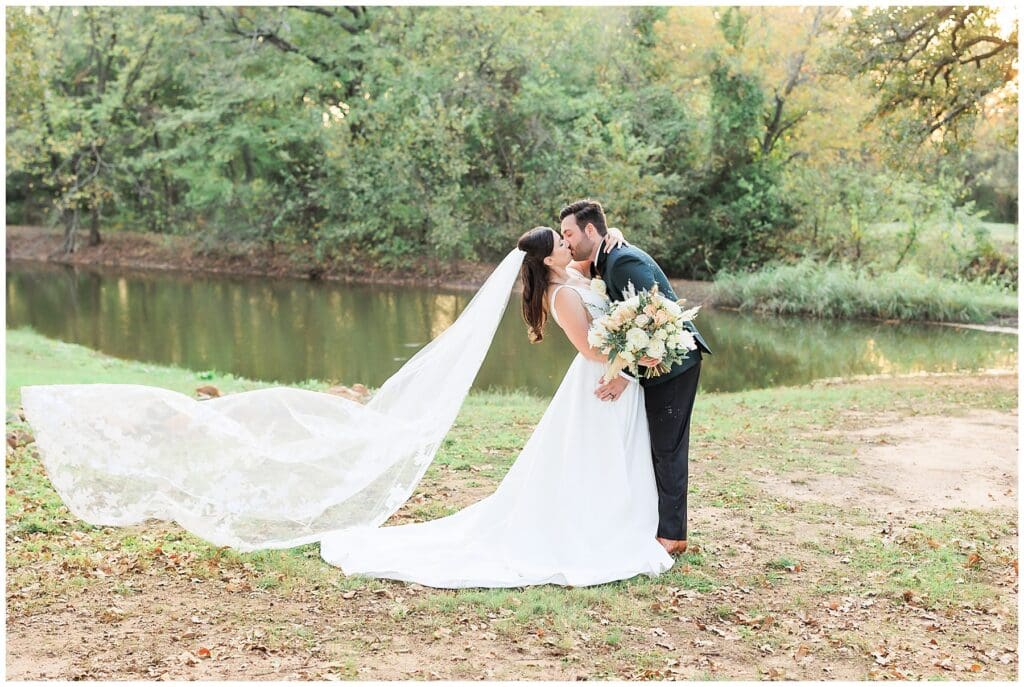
[{"xmin": 587, "ymin": 281, "xmax": 701, "ymax": 382}]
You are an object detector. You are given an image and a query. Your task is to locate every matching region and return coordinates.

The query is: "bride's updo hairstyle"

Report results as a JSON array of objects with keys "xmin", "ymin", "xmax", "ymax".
[{"xmin": 517, "ymin": 226, "xmax": 555, "ymax": 343}]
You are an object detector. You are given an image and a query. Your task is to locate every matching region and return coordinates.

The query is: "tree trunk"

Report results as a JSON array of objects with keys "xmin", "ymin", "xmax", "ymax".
[
  {"xmin": 88, "ymin": 197, "xmax": 102, "ymax": 246},
  {"xmin": 62, "ymin": 207, "xmax": 80, "ymax": 254}
]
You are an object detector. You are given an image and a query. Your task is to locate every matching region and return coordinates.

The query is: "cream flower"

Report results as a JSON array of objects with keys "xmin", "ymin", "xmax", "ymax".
[
  {"xmin": 646, "ymin": 339, "xmax": 666, "ymax": 361},
  {"xmin": 625, "ymin": 328, "xmax": 650, "ymax": 350},
  {"xmin": 677, "ymin": 330, "xmax": 696, "ymax": 350}
]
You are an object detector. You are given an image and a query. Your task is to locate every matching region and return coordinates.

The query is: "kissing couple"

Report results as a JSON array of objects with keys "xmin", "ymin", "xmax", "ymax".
[{"xmin": 21, "ymin": 199, "xmax": 711, "ymax": 589}]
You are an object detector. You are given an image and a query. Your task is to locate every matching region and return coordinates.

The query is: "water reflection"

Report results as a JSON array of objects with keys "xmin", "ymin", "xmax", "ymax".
[{"xmin": 6, "ymin": 261, "xmax": 1017, "ymax": 396}]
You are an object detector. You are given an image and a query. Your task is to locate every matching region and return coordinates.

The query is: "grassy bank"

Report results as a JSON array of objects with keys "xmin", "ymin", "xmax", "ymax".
[
  {"xmin": 713, "ymin": 260, "xmax": 1018, "ymax": 324},
  {"xmin": 5, "ymin": 329, "xmax": 1018, "ymax": 680}
]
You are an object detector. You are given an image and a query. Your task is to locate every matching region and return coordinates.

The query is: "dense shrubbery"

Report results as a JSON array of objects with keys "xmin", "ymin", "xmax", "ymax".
[{"xmin": 5, "ymin": 6, "xmax": 1016, "ymax": 283}]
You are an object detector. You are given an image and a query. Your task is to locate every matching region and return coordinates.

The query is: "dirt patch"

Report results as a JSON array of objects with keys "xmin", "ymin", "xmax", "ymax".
[{"xmin": 755, "ymin": 409, "xmax": 1018, "ymax": 515}]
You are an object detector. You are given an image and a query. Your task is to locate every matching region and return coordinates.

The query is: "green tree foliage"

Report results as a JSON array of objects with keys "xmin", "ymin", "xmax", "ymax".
[
  {"xmin": 7, "ymin": 7, "xmax": 185, "ymax": 250},
  {"xmin": 5, "ymin": 5, "xmax": 1017, "ymax": 280},
  {"xmin": 835, "ymin": 6, "xmax": 1018, "ymax": 157}
]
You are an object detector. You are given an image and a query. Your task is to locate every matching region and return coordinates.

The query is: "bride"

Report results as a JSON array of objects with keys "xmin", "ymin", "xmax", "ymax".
[
  {"xmin": 320, "ymin": 227, "xmax": 673, "ymax": 587},
  {"xmin": 20, "ymin": 227, "xmax": 673, "ymax": 589}
]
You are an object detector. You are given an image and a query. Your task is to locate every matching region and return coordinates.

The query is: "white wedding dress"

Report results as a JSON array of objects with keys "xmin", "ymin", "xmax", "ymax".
[
  {"xmin": 319, "ymin": 275, "xmax": 673, "ymax": 587},
  {"xmin": 21, "ymin": 252, "xmax": 672, "ymax": 588}
]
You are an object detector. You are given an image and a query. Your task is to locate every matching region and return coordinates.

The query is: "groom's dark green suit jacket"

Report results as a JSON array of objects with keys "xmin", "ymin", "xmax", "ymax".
[{"xmin": 593, "ymin": 241, "xmax": 712, "ymax": 387}]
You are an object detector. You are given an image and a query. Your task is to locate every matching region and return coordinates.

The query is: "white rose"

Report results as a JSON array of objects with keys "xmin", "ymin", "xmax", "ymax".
[
  {"xmin": 646, "ymin": 339, "xmax": 666, "ymax": 361},
  {"xmin": 625, "ymin": 328, "xmax": 650, "ymax": 350},
  {"xmin": 587, "ymin": 329, "xmax": 604, "ymax": 347},
  {"xmin": 677, "ymin": 330, "xmax": 696, "ymax": 350},
  {"xmin": 625, "ymin": 295, "xmax": 641, "ymax": 310},
  {"xmin": 666, "ymin": 333, "xmax": 682, "ymax": 349},
  {"xmin": 663, "ymin": 299, "xmax": 683, "ymax": 318},
  {"xmin": 620, "ymin": 350, "xmax": 636, "ymax": 364},
  {"xmin": 590, "ymin": 277, "xmax": 607, "ymax": 297},
  {"xmin": 635, "ymin": 314, "xmax": 651, "ymax": 327},
  {"xmin": 653, "ymin": 328, "xmax": 668, "ymax": 341}
]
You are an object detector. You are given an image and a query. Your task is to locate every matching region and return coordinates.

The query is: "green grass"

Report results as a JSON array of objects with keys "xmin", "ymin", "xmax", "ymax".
[
  {"xmin": 846, "ymin": 510, "xmax": 1016, "ymax": 610},
  {"xmin": 5, "ymin": 327, "xmax": 1018, "ymax": 680},
  {"xmin": 712, "ymin": 259, "xmax": 1017, "ymax": 324}
]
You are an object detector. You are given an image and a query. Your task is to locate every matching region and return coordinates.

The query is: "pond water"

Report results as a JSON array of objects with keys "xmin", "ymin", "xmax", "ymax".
[{"xmin": 6, "ymin": 261, "xmax": 1017, "ymax": 396}]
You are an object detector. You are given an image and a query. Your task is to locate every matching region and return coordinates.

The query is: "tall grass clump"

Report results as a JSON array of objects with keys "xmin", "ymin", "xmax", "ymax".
[{"xmin": 713, "ymin": 259, "xmax": 1018, "ymax": 323}]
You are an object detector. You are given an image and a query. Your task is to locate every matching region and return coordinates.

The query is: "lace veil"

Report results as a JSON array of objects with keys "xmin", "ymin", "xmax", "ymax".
[{"xmin": 21, "ymin": 249, "xmax": 526, "ymax": 551}]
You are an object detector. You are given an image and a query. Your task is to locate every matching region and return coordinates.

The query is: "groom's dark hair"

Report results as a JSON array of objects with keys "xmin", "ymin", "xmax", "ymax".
[{"xmin": 559, "ymin": 199, "xmax": 608, "ymax": 237}]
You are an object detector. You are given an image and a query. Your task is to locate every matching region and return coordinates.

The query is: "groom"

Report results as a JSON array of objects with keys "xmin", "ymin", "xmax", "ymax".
[{"xmin": 559, "ymin": 199, "xmax": 712, "ymax": 556}]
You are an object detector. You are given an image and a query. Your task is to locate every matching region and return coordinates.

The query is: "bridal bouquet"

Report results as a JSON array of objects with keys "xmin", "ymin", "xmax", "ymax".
[{"xmin": 587, "ymin": 282, "xmax": 701, "ymax": 382}]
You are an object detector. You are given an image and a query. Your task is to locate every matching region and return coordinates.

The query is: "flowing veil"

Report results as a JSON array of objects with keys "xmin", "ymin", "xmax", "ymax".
[{"xmin": 20, "ymin": 249, "xmax": 526, "ymax": 552}]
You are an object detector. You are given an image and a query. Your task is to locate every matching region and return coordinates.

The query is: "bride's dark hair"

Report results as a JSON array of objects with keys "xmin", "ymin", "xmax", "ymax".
[{"xmin": 517, "ymin": 226, "xmax": 555, "ymax": 343}]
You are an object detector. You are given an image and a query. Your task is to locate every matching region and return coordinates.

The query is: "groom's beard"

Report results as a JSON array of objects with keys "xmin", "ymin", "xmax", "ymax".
[{"xmin": 573, "ymin": 237, "xmax": 598, "ymax": 262}]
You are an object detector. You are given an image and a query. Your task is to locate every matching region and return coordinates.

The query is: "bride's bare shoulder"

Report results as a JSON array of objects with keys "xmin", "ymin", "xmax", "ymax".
[{"xmin": 547, "ymin": 284, "xmax": 588, "ymax": 328}]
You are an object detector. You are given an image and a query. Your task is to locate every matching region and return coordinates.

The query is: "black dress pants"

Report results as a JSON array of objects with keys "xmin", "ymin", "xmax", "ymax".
[{"xmin": 644, "ymin": 360, "xmax": 701, "ymax": 541}]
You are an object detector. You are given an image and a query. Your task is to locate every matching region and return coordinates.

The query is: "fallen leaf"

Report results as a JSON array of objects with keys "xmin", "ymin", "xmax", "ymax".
[
  {"xmin": 195, "ymin": 385, "xmax": 221, "ymax": 398},
  {"xmin": 966, "ymin": 553, "xmax": 982, "ymax": 569},
  {"xmin": 177, "ymin": 651, "xmax": 199, "ymax": 666},
  {"xmin": 99, "ymin": 606, "xmax": 127, "ymax": 623},
  {"xmin": 197, "ymin": 647, "xmax": 211, "ymax": 659}
]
